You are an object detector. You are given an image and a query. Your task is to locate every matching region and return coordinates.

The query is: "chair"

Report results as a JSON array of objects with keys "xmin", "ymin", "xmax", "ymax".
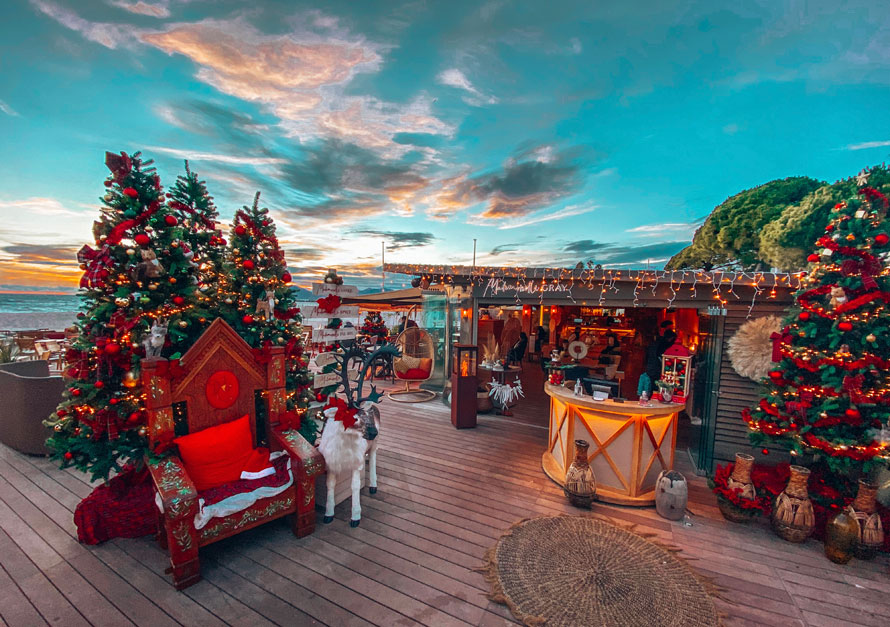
[
  {"xmin": 527, "ymin": 334, "xmax": 542, "ymax": 363},
  {"xmin": 387, "ymin": 327, "xmax": 436, "ymax": 403},
  {"xmin": 141, "ymin": 319, "xmax": 323, "ymax": 590},
  {"xmin": 14, "ymin": 336, "xmax": 37, "ymax": 360},
  {"xmin": 0, "ymin": 360, "xmax": 61, "ymax": 455}
]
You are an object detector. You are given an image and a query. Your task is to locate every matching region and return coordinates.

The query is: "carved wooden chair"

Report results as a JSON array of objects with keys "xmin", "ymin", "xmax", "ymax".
[{"xmin": 141, "ymin": 318, "xmax": 323, "ymax": 590}]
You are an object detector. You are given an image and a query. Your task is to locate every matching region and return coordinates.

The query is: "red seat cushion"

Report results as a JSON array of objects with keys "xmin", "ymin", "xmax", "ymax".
[
  {"xmin": 397, "ymin": 367, "xmax": 431, "ymax": 380},
  {"xmin": 174, "ymin": 415, "xmax": 254, "ymax": 491}
]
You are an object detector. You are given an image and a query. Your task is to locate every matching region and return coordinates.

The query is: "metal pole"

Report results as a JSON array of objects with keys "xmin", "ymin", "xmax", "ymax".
[
  {"xmin": 472, "ymin": 239, "xmax": 476, "ymax": 268},
  {"xmin": 382, "ymin": 241, "xmax": 385, "ymax": 291}
]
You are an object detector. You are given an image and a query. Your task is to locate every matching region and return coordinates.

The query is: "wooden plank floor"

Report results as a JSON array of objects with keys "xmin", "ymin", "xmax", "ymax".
[{"xmin": 1, "ymin": 365, "xmax": 888, "ymax": 626}]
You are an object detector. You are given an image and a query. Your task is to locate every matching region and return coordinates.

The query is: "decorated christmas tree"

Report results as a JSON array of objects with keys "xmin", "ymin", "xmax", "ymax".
[
  {"xmin": 744, "ymin": 168, "xmax": 890, "ymax": 481},
  {"xmin": 218, "ymin": 192, "xmax": 318, "ymax": 442},
  {"xmin": 46, "ymin": 151, "xmax": 214, "ymax": 480},
  {"xmin": 360, "ymin": 310, "xmax": 387, "ymax": 340},
  {"xmin": 164, "ymin": 160, "xmax": 227, "ymax": 298}
]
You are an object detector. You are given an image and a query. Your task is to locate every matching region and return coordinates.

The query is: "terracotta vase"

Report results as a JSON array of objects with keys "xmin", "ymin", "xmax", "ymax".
[
  {"xmin": 718, "ymin": 453, "xmax": 759, "ymax": 523},
  {"xmin": 824, "ymin": 508, "xmax": 860, "ymax": 564},
  {"xmin": 771, "ymin": 465, "xmax": 815, "ymax": 543},
  {"xmin": 564, "ymin": 440, "xmax": 596, "ymax": 508},
  {"xmin": 850, "ymin": 480, "xmax": 884, "ymax": 560},
  {"xmin": 655, "ymin": 470, "xmax": 687, "ymax": 521}
]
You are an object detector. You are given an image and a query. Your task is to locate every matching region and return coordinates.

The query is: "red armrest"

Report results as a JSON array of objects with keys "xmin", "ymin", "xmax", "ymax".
[
  {"xmin": 146, "ymin": 455, "xmax": 198, "ymax": 518},
  {"xmin": 270, "ymin": 429, "xmax": 325, "ymax": 479}
]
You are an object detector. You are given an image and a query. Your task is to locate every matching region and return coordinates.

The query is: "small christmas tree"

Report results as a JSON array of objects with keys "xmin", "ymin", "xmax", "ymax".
[
  {"xmin": 745, "ymin": 167, "xmax": 890, "ymax": 481},
  {"xmin": 360, "ymin": 310, "xmax": 387, "ymax": 340},
  {"xmin": 219, "ymin": 192, "xmax": 318, "ymax": 442},
  {"xmin": 46, "ymin": 151, "xmax": 212, "ymax": 480}
]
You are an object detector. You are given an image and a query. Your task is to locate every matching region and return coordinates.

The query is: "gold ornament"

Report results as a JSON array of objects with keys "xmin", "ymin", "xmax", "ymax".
[
  {"xmin": 169, "ymin": 277, "xmax": 177, "ymax": 284},
  {"xmin": 148, "ymin": 283, "xmax": 157, "ymax": 291},
  {"xmin": 126, "ymin": 248, "xmax": 136, "ymax": 256},
  {"xmin": 225, "ymin": 298, "xmax": 233, "ymax": 305},
  {"xmin": 122, "ymin": 371, "xmax": 139, "ymax": 388},
  {"xmin": 54, "ymin": 423, "xmax": 63, "ymax": 432},
  {"xmin": 171, "ymin": 241, "xmax": 179, "ymax": 248},
  {"xmin": 99, "ymin": 235, "xmax": 107, "ymax": 241},
  {"xmin": 846, "ymin": 234, "xmax": 855, "ymax": 241},
  {"xmin": 114, "ymin": 297, "xmax": 130, "ymax": 307},
  {"xmin": 178, "ymin": 320, "xmax": 188, "ymax": 328},
  {"xmin": 866, "ymin": 333, "xmax": 877, "ymax": 343}
]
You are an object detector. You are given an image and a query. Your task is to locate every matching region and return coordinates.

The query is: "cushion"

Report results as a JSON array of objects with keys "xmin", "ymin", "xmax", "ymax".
[
  {"xmin": 174, "ymin": 415, "xmax": 254, "ymax": 491},
  {"xmin": 397, "ymin": 367, "xmax": 430, "ymax": 380},
  {"xmin": 394, "ymin": 354, "xmax": 421, "ymax": 374}
]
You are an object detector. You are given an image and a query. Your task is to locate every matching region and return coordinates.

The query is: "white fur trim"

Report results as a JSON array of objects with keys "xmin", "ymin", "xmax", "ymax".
[{"xmin": 239, "ymin": 450, "xmax": 284, "ymax": 480}]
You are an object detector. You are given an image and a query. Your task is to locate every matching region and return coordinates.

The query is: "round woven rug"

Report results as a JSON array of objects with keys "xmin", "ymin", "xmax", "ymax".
[{"xmin": 481, "ymin": 515, "xmax": 720, "ymax": 627}]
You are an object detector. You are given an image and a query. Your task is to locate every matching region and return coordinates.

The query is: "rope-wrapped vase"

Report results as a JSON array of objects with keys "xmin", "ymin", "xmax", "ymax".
[
  {"xmin": 718, "ymin": 453, "xmax": 759, "ymax": 523},
  {"xmin": 850, "ymin": 480, "xmax": 884, "ymax": 560},
  {"xmin": 564, "ymin": 440, "xmax": 596, "ymax": 508},
  {"xmin": 771, "ymin": 465, "xmax": 815, "ymax": 543}
]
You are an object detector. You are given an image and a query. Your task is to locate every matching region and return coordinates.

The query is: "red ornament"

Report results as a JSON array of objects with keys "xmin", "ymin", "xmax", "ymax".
[
  {"xmin": 64, "ymin": 452, "xmax": 73, "ymax": 461},
  {"xmin": 243, "ymin": 259, "xmax": 255, "ymax": 270},
  {"xmin": 769, "ymin": 370, "xmax": 783, "ymax": 379},
  {"xmin": 109, "ymin": 398, "xmax": 118, "ymax": 405},
  {"xmin": 128, "ymin": 412, "xmax": 141, "ymax": 424},
  {"xmin": 235, "ymin": 225, "xmax": 247, "ymax": 236},
  {"xmin": 104, "ymin": 342, "xmax": 121, "ymax": 355},
  {"xmin": 825, "ymin": 224, "xmax": 835, "ymax": 232},
  {"xmin": 798, "ymin": 311, "xmax": 810, "ymax": 321},
  {"xmin": 172, "ymin": 296, "xmax": 185, "ymax": 305},
  {"xmin": 806, "ymin": 254, "xmax": 819, "ymax": 263},
  {"xmin": 838, "ymin": 321, "xmax": 853, "ymax": 332},
  {"xmin": 94, "ymin": 381, "xmax": 104, "ymax": 389},
  {"xmin": 57, "ymin": 409, "xmax": 67, "ymax": 417},
  {"xmin": 205, "ymin": 370, "xmax": 240, "ymax": 409},
  {"xmin": 134, "ymin": 233, "xmax": 150, "ymax": 246},
  {"xmin": 123, "ymin": 187, "xmax": 139, "ymax": 198},
  {"xmin": 761, "ymin": 448, "xmax": 769, "ymax": 456},
  {"xmin": 281, "ymin": 272, "xmax": 292, "ymax": 283},
  {"xmin": 875, "ymin": 233, "xmax": 889, "ymax": 246},
  {"xmin": 845, "ymin": 407, "xmax": 861, "ymax": 420},
  {"xmin": 242, "ymin": 314, "xmax": 254, "ymax": 324},
  {"xmin": 71, "ymin": 388, "xmax": 81, "ymax": 397},
  {"xmin": 164, "ymin": 215, "xmax": 178, "ymax": 226}
]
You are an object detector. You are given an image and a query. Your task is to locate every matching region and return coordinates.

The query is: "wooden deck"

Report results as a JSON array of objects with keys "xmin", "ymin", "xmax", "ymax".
[{"xmin": 0, "ymin": 366, "xmax": 888, "ymax": 626}]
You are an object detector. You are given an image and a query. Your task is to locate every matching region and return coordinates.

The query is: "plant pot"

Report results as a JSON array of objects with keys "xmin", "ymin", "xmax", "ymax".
[
  {"xmin": 850, "ymin": 480, "xmax": 883, "ymax": 560},
  {"xmin": 655, "ymin": 470, "xmax": 687, "ymax": 521},
  {"xmin": 564, "ymin": 440, "xmax": 596, "ymax": 508},
  {"xmin": 476, "ymin": 389, "xmax": 494, "ymax": 413},
  {"xmin": 661, "ymin": 389, "xmax": 673, "ymax": 402},
  {"xmin": 771, "ymin": 465, "xmax": 815, "ymax": 543}
]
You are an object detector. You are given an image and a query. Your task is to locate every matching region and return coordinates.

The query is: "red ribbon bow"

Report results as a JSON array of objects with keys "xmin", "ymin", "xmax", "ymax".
[
  {"xmin": 842, "ymin": 373, "xmax": 865, "ymax": 403},
  {"xmin": 77, "ymin": 244, "xmax": 113, "ymax": 288},
  {"xmin": 840, "ymin": 257, "xmax": 881, "ymax": 291},
  {"xmin": 324, "ymin": 396, "xmax": 358, "ymax": 429},
  {"xmin": 279, "ymin": 410, "xmax": 301, "ymax": 431},
  {"xmin": 769, "ymin": 327, "xmax": 791, "ymax": 362},
  {"xmin": 316, "ymin": 294, "xmax": 341, "ymax": 314}
]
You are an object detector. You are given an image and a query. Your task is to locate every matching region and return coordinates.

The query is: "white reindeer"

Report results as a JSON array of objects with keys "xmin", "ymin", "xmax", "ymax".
[
  {"xmin": 143, "ymin": 319, "xmax": 168, "ymax": 358},
  {"xmin": 316, "ymin": 344, "xmax": 398, "ymax": 527}
]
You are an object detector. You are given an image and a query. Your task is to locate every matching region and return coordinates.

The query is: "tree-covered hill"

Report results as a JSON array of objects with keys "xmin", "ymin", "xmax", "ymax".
[{"xmin": 666, "ymin": 165, "xmax": 890, "ymax": 271}]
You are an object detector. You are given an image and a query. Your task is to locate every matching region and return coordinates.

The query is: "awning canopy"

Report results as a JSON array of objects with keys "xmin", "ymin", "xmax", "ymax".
[{"xmin": 341, "ymin": 287, "xmax": 425, "ymax": 311}]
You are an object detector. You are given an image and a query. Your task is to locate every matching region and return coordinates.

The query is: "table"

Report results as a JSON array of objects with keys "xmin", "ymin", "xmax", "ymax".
[
  {"xmin": 479, "ymin": 364, "xmax": 522, "ymax": 416},
  {"xmin": 542, "ymin": 383, "xmax": 684, "ymax": 506}
]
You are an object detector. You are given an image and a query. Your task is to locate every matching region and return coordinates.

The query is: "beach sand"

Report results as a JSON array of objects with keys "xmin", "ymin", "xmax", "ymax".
[{"xmin": 0, "ymin": 312, "xmax": 77, "ymax": 331}]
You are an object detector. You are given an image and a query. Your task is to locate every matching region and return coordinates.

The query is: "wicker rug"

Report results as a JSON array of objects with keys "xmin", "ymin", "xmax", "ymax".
[{"xmin": 481, "ymin": 515, "xmax": 720, "ymax": 627}]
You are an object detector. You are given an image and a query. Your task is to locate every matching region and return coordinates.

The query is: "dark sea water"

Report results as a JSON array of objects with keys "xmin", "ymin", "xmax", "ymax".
[{"xmin": 0, "ymin": 293, "xmax": 81, "ymax": 313}]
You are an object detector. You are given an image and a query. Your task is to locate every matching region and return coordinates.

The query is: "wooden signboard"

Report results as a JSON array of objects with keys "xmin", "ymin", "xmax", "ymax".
[
  {"xmin": 312, "ymin": 371, "xmax": 341, "ymax": 389},
  {"xmin": 301, "ymin": 305, "xmax": 360, "ymax": 319},
  {"xmin": 314, "ymin": 352, "xmax": 338, "ymax": 368},
  {"xmin": 312, "ymin": 283, "xmax": 359, "ymax": 296},
  {"xmin": 312, "ymin": 327, "xmax": 357, "ymax": 342}
]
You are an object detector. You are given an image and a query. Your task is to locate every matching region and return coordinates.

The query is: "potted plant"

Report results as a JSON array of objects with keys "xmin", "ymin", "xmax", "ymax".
[
  {"xmin": 654, "ymin": 378, "xmax": 675, "ymax": 402},
  {"xmin": 0, "ymin": 339, "xmax": 20, "ymax": 364}
]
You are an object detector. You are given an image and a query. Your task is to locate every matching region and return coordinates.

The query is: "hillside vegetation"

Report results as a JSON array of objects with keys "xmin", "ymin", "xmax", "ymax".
[{"xmin": 666, "ymin": 165, "xmax": 890, "ymax": 271}]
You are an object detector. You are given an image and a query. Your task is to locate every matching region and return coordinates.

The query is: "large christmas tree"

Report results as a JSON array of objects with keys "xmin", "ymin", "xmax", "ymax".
[
  {"xmin": 744, "ymin": 169, "xmax": 890, "ymax": 480},
  {"xmin": 218, "ymin": 193, "xmax": 318, "ymax": 442},
  {"xmin": 46, "ymin": 151, "xmax": 215, "ymax": 480}
]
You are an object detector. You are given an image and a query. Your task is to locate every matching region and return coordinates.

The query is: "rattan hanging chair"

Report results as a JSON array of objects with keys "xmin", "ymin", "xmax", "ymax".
[{"xmin": 387, "ymin": 327, "xmax": 436, "ymax": 403}]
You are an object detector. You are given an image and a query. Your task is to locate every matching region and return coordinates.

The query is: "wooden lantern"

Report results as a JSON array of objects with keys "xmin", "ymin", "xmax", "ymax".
[
  {"xmin": 660, "ymin": 344, "xmax": 692, "ymax": 401},
  {"xmin": 451, "ymin": 344, "xmax": 478, "ymax": 429}
]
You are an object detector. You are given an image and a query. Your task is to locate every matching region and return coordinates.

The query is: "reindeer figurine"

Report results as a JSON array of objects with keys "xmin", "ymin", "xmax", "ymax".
[
  {"xmin": 317, "ymin": 344, "xmax": 400, "ymax": 527},
  {"xmin": 255, "ymin": 289, "xmax": 276, "ymax": 321},
  {"xmin": 143, "ymin": 319, "xmax": 168, "ymax": 358}
]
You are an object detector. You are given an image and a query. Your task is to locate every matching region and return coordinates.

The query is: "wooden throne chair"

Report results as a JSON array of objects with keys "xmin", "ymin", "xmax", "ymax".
[{"xmin": 141, "ymin": 318, "xmax": 324, "ymax": 590}]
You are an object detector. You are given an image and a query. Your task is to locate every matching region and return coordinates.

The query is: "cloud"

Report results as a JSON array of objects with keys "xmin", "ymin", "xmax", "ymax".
[
  {"xmin": 351, "ymin": 230, "xmax": 436, "ymax": 250},
  {"xmin": 626, "ymin": 222, "xmax": 698, "ymax": 238},
  {"xmin": 563, "ymin": 240, "xmax": 614, "ymax": 256},
  {"xmin": 489, "ymin": 243, "xmax": 519, "ymax": 256},
  {"xmin": 146, "ymin": 145, "xmax": 287, "ymax": 167},
  {"xmin": 31, "ymin": 0, "xmax": 138, "ymax": 49},
  {"xmin": 558, "ymin": 239, "xmax": 690, "ymax": 267},
  {"xmin": 1, "ymin": 243, "xmax": 79, "ymax": 266},
  {"xmin": 0, "ymin": 100, "xmax": 20, "ymax": 117},
  {"xmin": 437, "ymin": 68, "xmax": 498, "ymax": 105},
  {"xmin": 846, "ymin": 140, "xmax": 890, "ymax": 151},
  {"xmin": 109, "ymin": 0, "xmax": 169, "ymax": 18},
  {"xmin": 430, "ymin": 144, "xmax": 584, "ymax": 221},
  {"xmin": 488, "ymin": 202, "xmax": 596, "ymax": 230}
]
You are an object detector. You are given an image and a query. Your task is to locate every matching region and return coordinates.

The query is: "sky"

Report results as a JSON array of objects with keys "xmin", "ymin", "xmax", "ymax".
[{"xmin": 2, "ymin": 0, "xmax": 890, "ymax": 293}]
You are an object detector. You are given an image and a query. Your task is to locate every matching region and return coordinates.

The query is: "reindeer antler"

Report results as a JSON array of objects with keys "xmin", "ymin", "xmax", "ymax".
[{"xmin": 354, "ymin": 344, "xmax": 401, "ymax": 406}]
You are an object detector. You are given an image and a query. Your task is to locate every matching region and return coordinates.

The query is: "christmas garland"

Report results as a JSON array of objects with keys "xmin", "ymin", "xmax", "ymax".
[{"xmin": 798, "ymin": 285, "xmax": 890, "ymax": 319}]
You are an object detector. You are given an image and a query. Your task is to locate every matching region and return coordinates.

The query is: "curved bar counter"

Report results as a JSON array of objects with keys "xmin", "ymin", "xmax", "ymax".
[{"xmin": 542, "ymin": 383, "xmax": 685, "ymax": 505}]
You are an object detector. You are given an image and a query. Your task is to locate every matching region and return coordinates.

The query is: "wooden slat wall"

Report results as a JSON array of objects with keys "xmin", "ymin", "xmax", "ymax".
[{"xmin": 713, "ymin": 302, "xmax": 791, "ymax": 464}]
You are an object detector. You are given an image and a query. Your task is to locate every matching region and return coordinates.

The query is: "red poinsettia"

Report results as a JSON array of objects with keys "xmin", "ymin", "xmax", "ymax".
[{"xmin": 324, "ymin": 396, "xmax": 358, "ymax": 429}]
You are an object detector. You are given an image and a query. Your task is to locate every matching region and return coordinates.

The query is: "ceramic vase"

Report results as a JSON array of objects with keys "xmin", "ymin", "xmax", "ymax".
[
  {"xmin": 717, "ymin": 453, "xmax": 759, "ymax": 523},
  {"xmin": 771, "ymin": 465, "xmax": 815, "ymax": 543},
  {"xmin": 824, "ymin": 508, "xmax": 860, "ymax": 564},
  {"xmin": 850, "ymin": 480, "xmax": 884, "ymax": 560},
  {"xmin": 655, "ymin": 470, "xmax": 687, "ymax": 521},
  {"xmin": 564, "ymin": 440, "xmax": 596, "ymax": 508},
  {"xmin": 661, "ymin": 389, "xmax": 673, "ymax": 402}
]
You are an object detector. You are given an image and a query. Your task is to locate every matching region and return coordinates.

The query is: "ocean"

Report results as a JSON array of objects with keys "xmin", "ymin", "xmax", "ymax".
[{"xmin": 0, "ymin": 293, "xmax": 81, "ymax": 313}]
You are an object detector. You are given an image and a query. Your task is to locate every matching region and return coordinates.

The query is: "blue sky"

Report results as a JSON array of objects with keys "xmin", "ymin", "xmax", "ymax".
[{"xmin": 1, "ymin": 0, "xmax": 890, "ymax": 291}]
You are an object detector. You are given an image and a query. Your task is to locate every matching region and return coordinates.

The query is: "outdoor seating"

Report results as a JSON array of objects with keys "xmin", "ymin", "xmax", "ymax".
[
  {"xmin": 388, "ymin": 327, "xmax": 436, "ymax": 402},
  {"xmin": 0, "ymin": 360, "xmax": 61, "ymax": 455}
]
